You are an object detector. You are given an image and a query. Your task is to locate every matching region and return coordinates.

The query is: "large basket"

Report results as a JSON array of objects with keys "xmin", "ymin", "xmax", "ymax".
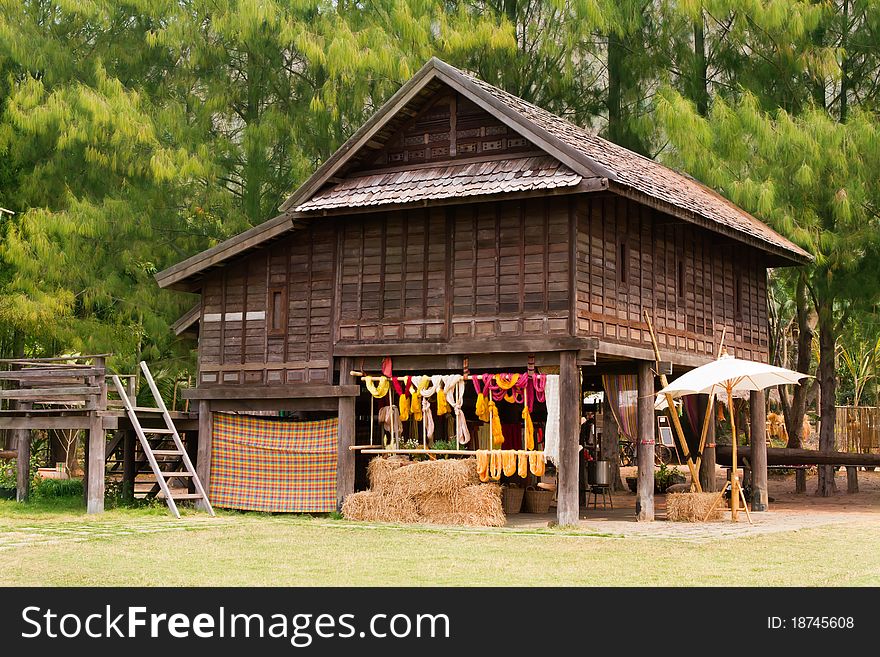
[
  {"xmin": 501, "ymin": 485, "xmax": 524, "ymax": 514},
  {"xmin": 523, "ymin": 486, "xmax": 553, "ymax": 514}
]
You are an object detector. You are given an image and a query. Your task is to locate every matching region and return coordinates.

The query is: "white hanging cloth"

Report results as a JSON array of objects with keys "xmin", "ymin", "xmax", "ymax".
[
  {"xmin": 412, "ymin": 375, "xmax": 436, "ymax": 439},
  {"xmin": 543, "ymin": 374, "xmax": 560, "ymax": 464},
  {"xmin": 442, "ymin": 374, "xmax": 470, "ymax": 445}
]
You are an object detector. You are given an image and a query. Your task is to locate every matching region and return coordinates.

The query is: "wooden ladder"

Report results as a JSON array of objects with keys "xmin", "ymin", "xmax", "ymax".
[{"xmin": 111, "ymin": 362, "xmax": 214, "ymax": 519}]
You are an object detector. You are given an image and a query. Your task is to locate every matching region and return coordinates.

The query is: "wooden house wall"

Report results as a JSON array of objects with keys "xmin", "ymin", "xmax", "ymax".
[
  {"xmin": 574, "ymin": 194, "xmax": 769, "ymax": 360},
  {"xmin": 195, "ymin": 192, "xmax": 769, "ymax": 388},
  {"xmin": 336, "ymin": 196, "xmax": 572, "ymax": 343},
  {"xmin": 197, "ymin": 223, "xmax": 335, "ymax": 387}
]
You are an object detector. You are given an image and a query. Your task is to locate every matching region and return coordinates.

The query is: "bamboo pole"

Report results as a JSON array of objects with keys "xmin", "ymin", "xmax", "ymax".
[{"xmin": 643, "ymin": 312, "xmax": 702, "ymax": 493}]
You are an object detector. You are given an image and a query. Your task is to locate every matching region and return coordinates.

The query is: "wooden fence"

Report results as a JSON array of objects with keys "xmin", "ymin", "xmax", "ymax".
[{"xmin": 836, "ymin": 406, "xmax": 880, "ymax": 454}]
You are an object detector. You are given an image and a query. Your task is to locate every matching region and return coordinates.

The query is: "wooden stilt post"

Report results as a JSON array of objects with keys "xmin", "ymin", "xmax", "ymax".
[
  {"xmin": 14, "ymin": 401, "xmax": 32, "ymax": 502},
  {"xmin": 337, "ymin": 356, "xmax": 356, "ymax": 511},
  {"xmin": 636, "ymin": 360, "xmax": 654, "ymax": 522},
  {"xmin": 750, "ymin": 390, "xmax": 768, "ymax": 511},
  {"xmin": 86, "ymin": 357, "xmax": 106, "ymax": 514},
  {"xmin": 195, "ymin": 399, "xmax": 213, "ymax": 512},
  {"xmin": 698, "ymin": 394, "xmax": 717, "ymax": 492},
  {"xmin": 795, "ymin": 468, "xmax": 807, "ymax": 494},
  {"xmin": 122, "ymin": 429, "xmax": 135, "ymax": 503},
  {"xmin": 557, "ymin": 350, "xmax": 581, "ymax": 526}
]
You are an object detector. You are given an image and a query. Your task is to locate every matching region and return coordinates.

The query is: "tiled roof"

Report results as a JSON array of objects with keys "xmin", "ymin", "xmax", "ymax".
[
  {"xmin": 295, "ymin": 156, "xmax": 585, "ymax": 211},
  {"xmin": 459, "ymin": 70, "xmax": 811, "ymax": 261}
]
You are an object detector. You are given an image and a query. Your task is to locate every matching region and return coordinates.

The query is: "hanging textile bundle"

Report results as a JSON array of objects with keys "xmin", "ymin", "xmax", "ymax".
[
  {"xmin": 393, "ymin": 376, "xmax": 412, "ymax": 422},
  {"xmin": 489, "ymin": 450, "xmax": 503, "ymax": 481},
  {"xmin": 476, "ymin": 450, "xmax": 490, "ymax": 482},
  {"xmin": 717, "ymin": 400, "xmax": 726, "ymax": 422},
  {"xmin": 517, "ymin": 450, "xmax": 529, "ymax": 478},
  {"xmin": 364, "ymin": 376, "xmax": 390, "ymax": 398},
  {"xmin": 436, "ymin": 385, "xmax": 450, "ymax": 415},
  {"xmin": 489, "ymin": 400, "xmax": 504, "ymax": 447},
  {"xmin": 522, "ymin": 405, "xmax": 535, "ymax": 451},
  {"xmin": 411, "ymin": 385, "xmax": 423, "ymax": 422},
  {"xmin": 472, "ymin": 374, "xmax": 492, "ymax": 422},
  {"xmin": 502, "ymin": 450, "xmax": 517, "ymax": 477},
  {"xmin": 416, "ymin": 376, "xmax": 436, "ymax": 439},
  {"xmin": 494, "ymin": 373, "xmax": 520, "ymax": 403},
  {"xmin": 529, "ymin": 451, "xmax": 546, "ymax": 477},
  {"xmin": 443, "ymin": 375, "xmax": 471, "ymax": 445}
]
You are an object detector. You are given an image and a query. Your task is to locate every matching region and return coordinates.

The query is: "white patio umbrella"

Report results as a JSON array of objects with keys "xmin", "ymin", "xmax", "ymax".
[{"xmin": 654, "ymin": 353, "xmax": 810, "ymax": 522}]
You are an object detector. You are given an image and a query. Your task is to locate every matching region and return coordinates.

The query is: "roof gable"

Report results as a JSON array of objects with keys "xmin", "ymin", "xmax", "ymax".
[{"xmin": 156, "ymin": 57, "xmax": 810, "ymax": 291}]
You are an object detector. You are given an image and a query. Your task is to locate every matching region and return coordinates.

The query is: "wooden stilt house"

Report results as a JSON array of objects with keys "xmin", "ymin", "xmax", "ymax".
[{"xmin": 155, "ymin": 58, "xmax": 810, "ymax": 523}]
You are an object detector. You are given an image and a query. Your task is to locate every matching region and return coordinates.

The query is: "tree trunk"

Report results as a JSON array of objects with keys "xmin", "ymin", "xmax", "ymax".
[
  {"xmin": 691, "ymin": 13, "xmax": 709, "ymax": 116},
  {"xmin": 783, "ymin": 273, "xmax": 813, "ymax": 448},
  {"xmin": 816, "ymin": 303, "xmax": 837, "ymax": 496}
]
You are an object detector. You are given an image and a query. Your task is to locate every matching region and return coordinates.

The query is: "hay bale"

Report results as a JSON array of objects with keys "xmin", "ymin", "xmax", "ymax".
[
  {"xmin": 367, "ymin": 456, "xmax": 410, "ymax": 491},
  {"xmin": 417, "ymin": 484, "xmax": 505, "ymax": 527},
  {"xmin": 384, "ymin": 458, "xmax": 479, "ymax": 497},
  {"xmin": 666, "ymin": 492, "xmax": 724, "ymax": 522},
  {"xmin": 341, "ymin": 490, "xmax": 420, "ymax": 523}
]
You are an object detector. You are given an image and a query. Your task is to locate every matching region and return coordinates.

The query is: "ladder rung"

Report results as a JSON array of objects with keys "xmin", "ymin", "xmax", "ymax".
[
  {"xmin": 131, "ymin": 406, "xmax": 162, "ymax": 412},
  {"xmin": 167, "ymin": 493, "xmax": 204, "ymax": 500},
  {"xmin": 142, "ymin": 428, "xmax": 175, "ymax": 434},
  {"xmin": 160, "ymin": 471, "xmax": 195, "ymax": 477},
  {"xmin": 151, "ymin": 449, "xmax": 183, "ymax": 456}
]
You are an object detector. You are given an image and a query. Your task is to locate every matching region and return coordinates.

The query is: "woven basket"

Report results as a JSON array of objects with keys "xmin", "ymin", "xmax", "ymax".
[
  {"xmin": 501, "ymin": 485, "xmax": 524, "ymax": 514},
  {"xmin": 523, "ymin": 486, "xmax": 553, "ymax": 514}
]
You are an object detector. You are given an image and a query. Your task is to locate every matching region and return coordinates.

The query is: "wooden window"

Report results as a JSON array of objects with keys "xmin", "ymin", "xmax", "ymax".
[
  {"xmin": 619, "ymin": 241, "xmax": 628, "ymax": 285},
  {"xmin": 268, "ymin": 286, "xmax": 287, "ymax": 337}
]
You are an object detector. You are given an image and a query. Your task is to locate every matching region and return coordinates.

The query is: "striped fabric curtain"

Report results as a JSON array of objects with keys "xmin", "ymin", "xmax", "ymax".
[{"xmin": 601, "ymin": 374, "xmax": 639, "ymax": 442}]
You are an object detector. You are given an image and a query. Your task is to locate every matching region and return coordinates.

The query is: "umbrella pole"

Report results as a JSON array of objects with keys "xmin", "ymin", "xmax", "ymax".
[{"xmin": 728, "ymin": 382, "xmax": 739, "ymax": 522}]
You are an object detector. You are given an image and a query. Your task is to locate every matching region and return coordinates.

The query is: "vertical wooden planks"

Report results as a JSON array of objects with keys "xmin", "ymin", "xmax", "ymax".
[
  {"xmin": 86, "ymin": 356, "xmax": 107, "ymax": 514},
  {"xmin": 14, "ymin": 401, "xmax": 31, "ymax": 502},
  {"xmin": 196, "ymin": 399, "xmax": 213, "ymax": 512},
  {"xmin": 636, "ymin": 359, "xmax": 654, "ymax": 521},
  {"xmin": 336, "ymin": 357, "xmax": 356, "ymax": 510},
  {"xmin": 557, "ymin": 350, "xmax": 581, "ymax": 526}
]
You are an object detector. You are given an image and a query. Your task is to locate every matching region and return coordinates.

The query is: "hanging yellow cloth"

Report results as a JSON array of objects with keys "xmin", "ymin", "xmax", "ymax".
[
  {"xmin": 502, "ymin": 450, "xmax": 517, "ymax": 477},
  {"xmin": 529, "ymin": 451, "xmax": 546, "ymax": 477},
  {"xmin": 399, "ymin": 393, "xmax": 410, "ymax": 421},
  {"xmin": 364, "ymin": 376, "xmax": 390, "ymax": 398},
  {"xmin": 489, "ymin": 450, "xmax": 502, "ymax": 481},
  {"xmin": 517, "ymin": 450, "xmax": 529, "ymax": 478},
  {"xmin": 522, "ymin": 405, "xmax": 534, "ymax": 450},
  {"xmin": 475, "ymin": 392, "xmax": 489, "ymax": 422},
  {"xmin": 436, "ymin": 385, "xmax": 450, "ymax": 416},
  {"xmin": 489, "ymin": 400, "xmax": 504, "ymax": 447},
  {"xmin": 476, "ymin": 450, "xmax": 490, "ymax": 482}
]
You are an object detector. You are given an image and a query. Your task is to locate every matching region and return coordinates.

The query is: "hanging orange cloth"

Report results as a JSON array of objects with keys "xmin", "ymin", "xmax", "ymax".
[
  {"xmin": 489, "ymin": 400, "xmax": 504, "ymax": 448},
  {"xmin": 529, "ymin": 451, "xmax": 546, "ymax": 477},
  {"xmin": 522, "ymin": 405, "xmax": 534, "ymax": 450},
  {"xmin": 717, "ymin": 400, "xmax": 726, "ymax": 422},
  {"xmin": 436, "ymin": 384, "xmax": 450, "ymax": 416},
  {"xmin": 473, "ymin": 375, "xmax": 491, "ymax": 422},
  {"xmin": 502, "ymin": 450, "xmax": 517, "ymax": 477},
  {"xmin": 476, "ymin": 450, "xmax": 490, "ymax": 483},
  {"xmin": 517, "ymin": 450, "xmax": 529, "ymax": 478}
]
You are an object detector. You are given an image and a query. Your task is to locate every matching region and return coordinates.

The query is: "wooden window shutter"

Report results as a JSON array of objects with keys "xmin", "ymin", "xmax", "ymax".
[{"xmin": 268, "ymin": 285, "xmax": 288, "ymax": 337}]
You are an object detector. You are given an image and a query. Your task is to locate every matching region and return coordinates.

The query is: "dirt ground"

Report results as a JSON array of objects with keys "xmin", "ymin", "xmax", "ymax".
[{"xmin": 507, "ymin": 464, "xmax": 880, "ymax": 540}]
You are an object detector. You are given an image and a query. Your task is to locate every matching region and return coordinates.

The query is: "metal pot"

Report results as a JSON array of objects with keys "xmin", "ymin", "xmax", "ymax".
[{"xmin": 586, "ymin": 460, "xmax": 611, "ymax": 487}]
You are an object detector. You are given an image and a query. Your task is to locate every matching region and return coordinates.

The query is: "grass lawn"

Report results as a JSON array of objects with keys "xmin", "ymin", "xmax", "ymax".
[{"xmin": 1, "ymin": 499, "xmax": 879, "ymax": 586}]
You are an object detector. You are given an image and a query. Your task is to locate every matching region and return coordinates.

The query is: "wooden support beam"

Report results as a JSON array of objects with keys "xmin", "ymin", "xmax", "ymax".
[
  {"xmin": 0, "ymin": 416, "xmax": 92, "ymax": 430},
  {"xmin": 795, "ymin": 469, "xmax": 807, "ymax": 494},
  {"xmin": 332, "ymin": 336, "xmax": 599, "ymax": 358},
  {"xmin": 86, "ymin": 357, "xmax": 106, "ymax": 514},
  {"xmin": 183, "ymin": 384, "xmax": 359, "ymax": 400},
  {"xmin": 750, "ymin": 390, "xmax": 768, "ymax": 511},
  {"xmin": 15, "ymin": 401, "xmax": 32, "ymax": 502},
  {"xmin": 336, "ymin": 357, "xmax": 356, "ymax": 511},
  {"xmin": 636, "ymin": 360, "xmax": 655, "ymax": 521},
  {"xmin": 557, "ymin": 350, "xmax": 580, "ymax": 526},
  {"xmin": 195, "ymin": 400, "xmax": 213, "ymax": 512},
  {"xmin": 0, "ymin": 385, "xmax": 100, "ymax": 400},
  {"xmin": 698, "ymin": 395, "xmax": 717, "ymax": 492},
  {"xmin": 122, "ymin": 430, "xmax": 135, "ymax": 503},
  {"xmin": 716, "ymin": 445, "xmax": 880, "ymax": 467},
  {"xmin": 0, "ymin": 367, "xmax": 104, "ymax": 380},
  {"xmin": 208, "ymin": 398, "xmax": 338, "ymax": 413}
]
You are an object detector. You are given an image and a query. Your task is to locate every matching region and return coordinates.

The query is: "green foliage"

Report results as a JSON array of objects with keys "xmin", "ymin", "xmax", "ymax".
[{"xmin": 31, "ymin": 477, "xmax": 84, "ymax": 500}]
